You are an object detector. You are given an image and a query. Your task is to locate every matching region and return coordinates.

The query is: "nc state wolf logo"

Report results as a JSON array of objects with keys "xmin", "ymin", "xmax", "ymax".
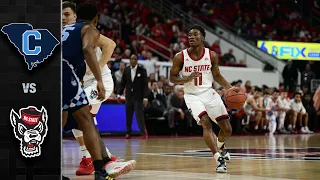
[
  {"xmin": 10, "ymin": 106, "xmax": 48, "ymax": 158},
  {"xmin": 89, "ymin": 89, "xmax": 98, "ymax": 100}
]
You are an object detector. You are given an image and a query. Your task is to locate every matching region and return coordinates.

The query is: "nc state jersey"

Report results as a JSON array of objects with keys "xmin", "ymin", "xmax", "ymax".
[
  {"xmin": 83, "ymin": 47, "xmax": 112, "ymax": 83},
  {"xmin": 181, "ymin": 48, "xmax": 214, "ymax": 95}
]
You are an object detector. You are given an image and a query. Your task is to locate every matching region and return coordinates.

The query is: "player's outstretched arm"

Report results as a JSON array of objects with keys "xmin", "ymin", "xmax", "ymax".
[
  {"xmin": 82, "ymin": 25, "xmax": 105, "ymax": 100},
  {"xmin": 81, "ymin": 25, "xmax": 102, "ymax": 82},
  {"xmin": 210, "ymin": 51, "xmax": 232, "ymax": 89},
  {"xmin": 96, "ymin": 34, "xmax": 116, "ymax": 68},
  {"xmin": 169, "ymin": 52, "xmax": 200, "ymax": 84}
]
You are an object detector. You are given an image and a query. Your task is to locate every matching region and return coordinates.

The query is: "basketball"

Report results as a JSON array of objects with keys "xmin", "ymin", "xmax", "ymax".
[{"xmin": 224, "ymin": 87, "xmax": 247, "ymax": 109}]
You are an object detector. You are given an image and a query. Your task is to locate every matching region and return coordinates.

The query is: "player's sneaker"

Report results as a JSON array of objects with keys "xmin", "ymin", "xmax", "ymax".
[
  {"xmin": 219, "ymin": 145, "xmax": 230, "ymax": 162},
  {"xmin": 288, "ymin": 127, "xmax": 297, "ymax": 134},
  {"xmin": 300, "ymin": 127, "xmax": 307, "ymax": 134},
  {"xmin": 304, "ymin": 126, "xmax": 314, "ymax": 134},
  {"xmin": 76, "ymin": 157, "xmax": 94, "ymax": 175},
  {"xmin": 279, "ymin": 128, "xmax": 290, "ymax": 134},
  {"xmin": 104, "ymin": 160, "xmax": 136, "ymax": 178},
  {"xmin": 94, "ymin": 170, "xmax": 114, "ymax": 180},
  {"xmin": 110, "ymin": 155, "xmax": 124, "ymax": 162},
  {"xmin": 221, "ymin": 149, "xmax": 230, "ymax": 162},
  {"xmin": 216, "ymin": 156, "xmax": 227, "ymax": 173}
]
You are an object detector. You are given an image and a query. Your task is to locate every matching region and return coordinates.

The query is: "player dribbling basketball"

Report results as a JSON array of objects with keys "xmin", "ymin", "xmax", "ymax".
[{"xmin": 170, "ymin": 24, "xmax": 233, "ymax": 173}]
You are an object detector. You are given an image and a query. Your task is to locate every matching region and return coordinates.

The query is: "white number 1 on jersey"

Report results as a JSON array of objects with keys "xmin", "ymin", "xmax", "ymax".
[{"xmin": 194, "ymin": 72, "xmax": 202, "ymax": 86}]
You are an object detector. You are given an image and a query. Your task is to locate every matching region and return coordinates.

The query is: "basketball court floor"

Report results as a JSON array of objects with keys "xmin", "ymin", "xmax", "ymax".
[{"xmin": 62, "ymin": 134, "xmax": 320, "ymax": 180}]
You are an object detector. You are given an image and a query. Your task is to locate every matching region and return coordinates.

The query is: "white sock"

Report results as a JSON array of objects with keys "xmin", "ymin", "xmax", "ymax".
[
  {"xmin": 80, "ymin": 145, "xmax": 91, "ymax": 158},
  {"xmin": 217, "ymin": 140, "xmax": 224, "ymax": 149},
  {"xmin": 214, "ymin": 152, "xmax": 220, "ymax": 161},
  {"xmin": 254, "ymin": 125, "xmax": 258, "ymax": 130},
  {"xmin": 279, "ymin": 112, "xmax": 285, "ymax": 129},
  {"xmin": 263, "ymin": 125, "xmax": 267, "ymax": 130},
  {"xmin": 293, "ymin": 125, "xmax": 296, "ymax": 129},
  {"xmin": 288, "ymin": 124, "xmax": 292, "ymax": 129}
]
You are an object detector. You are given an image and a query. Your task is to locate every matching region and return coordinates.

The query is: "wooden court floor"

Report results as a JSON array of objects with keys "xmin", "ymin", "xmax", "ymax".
[{"xmin": 62, "ymin": 134, "xmax": 320, "ymax": 180}]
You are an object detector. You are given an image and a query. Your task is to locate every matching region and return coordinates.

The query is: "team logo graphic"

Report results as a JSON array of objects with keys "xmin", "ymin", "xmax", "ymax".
[
  {"xmin": 10, "ymin": 106, "xmax": 48, "ymax": 158},
  {"xmin": 1, "ymin": 23, "xmax": 60, "ymax": 70},
  {"xmin": 71, "ymin": 77, "xmax": 77, "ymax": 87},
  {"xmin": 89, "ymin": 89, "xmax": 98, "ymax": 100}
]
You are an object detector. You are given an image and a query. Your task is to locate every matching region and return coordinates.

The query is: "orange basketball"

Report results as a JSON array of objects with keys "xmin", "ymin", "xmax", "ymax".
[{"xmin": 224, "ymin": 87, "xmax": 247, "ymax": 109}]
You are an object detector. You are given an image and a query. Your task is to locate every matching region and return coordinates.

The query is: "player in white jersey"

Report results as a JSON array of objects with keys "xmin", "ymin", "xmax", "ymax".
[
  {"xmin": 243, "ymin": 87, "xmax": 269, "ymax": 131},
  {"xmin": 170, "ymin": 25, "xmax": 232, "ymax": 173},
  {"xmin": 264, "ymin": 90, "xmax": 284, "ymax": 134},
  {"xmin": 62, "ymin": 1, "xmax": 135, "ymax": 177},
  {"xmin": 276, "ymin": 91, "xmax": 292, "ymax": 134},
  {"xmin": 83, "ymin": 47, "xmax": 114, "ymax": 114},
  {"xmin": 290, "ymin": 92, "xmax": 313, "ymax": 133}
]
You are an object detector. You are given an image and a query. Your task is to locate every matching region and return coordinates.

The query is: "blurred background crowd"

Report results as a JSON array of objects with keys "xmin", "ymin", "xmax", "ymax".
[{"xmin": 71, "ymin": 0, "xmax": 320, "ymax": 136}]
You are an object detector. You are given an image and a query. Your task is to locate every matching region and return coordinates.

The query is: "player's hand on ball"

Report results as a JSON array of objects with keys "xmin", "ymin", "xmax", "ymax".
[{"xmin": 96, "ymin": 81, "xmax": 106, "ymax": 101}]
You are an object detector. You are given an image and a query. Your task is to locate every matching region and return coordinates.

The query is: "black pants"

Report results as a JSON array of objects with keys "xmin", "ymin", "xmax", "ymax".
[
  {"xmin": 284, "ymin": 79, "xmax": 295, "ymax": 92},
  {"xmin": 125, "ymin": 97, "xmax": 146, "ymax": 135}
]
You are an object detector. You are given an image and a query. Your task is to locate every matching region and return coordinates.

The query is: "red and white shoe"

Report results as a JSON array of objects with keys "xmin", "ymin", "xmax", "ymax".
[
  {"xmin": 110, "ymin": 155, "xmax": 118, "ymax": 162},
  {"xmin": 75, "ymin": 157, "xmax": 94, "ymax": 175},
  {"xmin": 104, "ymin": 160, "xmax": 136, "ymax": 178}
]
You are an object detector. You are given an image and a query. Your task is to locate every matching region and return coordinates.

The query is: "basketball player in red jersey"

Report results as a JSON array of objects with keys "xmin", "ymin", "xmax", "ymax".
[{"xmin": 170, "ymin": 24, "xmax": 232, "ymax": 173}]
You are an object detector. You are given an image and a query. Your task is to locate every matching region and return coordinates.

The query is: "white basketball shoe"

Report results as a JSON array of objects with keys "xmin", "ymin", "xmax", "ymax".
[
  {"xmin": 220, "ymin": 145, "xmax": 231, "ymax": 162},
  {"xmin": 104, "ymin": 160, "xmax": 136, "ymax": 178},
  {"xmin": 216, "ymin": 156, "xmax": 227, "ymax": 173}
]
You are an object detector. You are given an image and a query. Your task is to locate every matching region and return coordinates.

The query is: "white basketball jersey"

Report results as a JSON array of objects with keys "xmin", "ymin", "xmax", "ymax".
[
  {"xmin": 83, "ymin": 47, "xmax": 111, "ymax": 82},
  {"xmin": 243, "ymin": 96, "xmax": 258, "ymax": 114},
  {"xmin": 181, "ymin": 48, "xmax": 214, "ymax": 95},
  {"xmin": 94, "ymin": 47, "xmax": 111, "ymax": 76}
]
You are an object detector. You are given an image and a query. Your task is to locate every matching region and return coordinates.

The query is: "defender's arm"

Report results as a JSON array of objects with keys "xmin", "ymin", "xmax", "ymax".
[{"xmin": 81, "ymin": 25, "xmax": 102, "ymax": 81}]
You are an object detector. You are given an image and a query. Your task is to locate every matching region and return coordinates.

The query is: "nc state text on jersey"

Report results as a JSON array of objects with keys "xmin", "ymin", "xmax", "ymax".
[{"xmin": 184, "ymin": 65, "xmax": 211, "ymax": 72}]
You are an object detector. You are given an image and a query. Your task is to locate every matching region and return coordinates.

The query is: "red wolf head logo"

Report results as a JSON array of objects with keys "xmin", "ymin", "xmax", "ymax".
[{"xmin": 10, "ymin": 106, "xmax": 48, "ymax": 158}]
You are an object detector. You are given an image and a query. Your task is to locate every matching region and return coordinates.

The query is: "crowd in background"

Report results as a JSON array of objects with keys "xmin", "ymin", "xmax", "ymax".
[
  {"xmin": 86, "ymin": 0, "xmax": 247, "ymax": 66},
  {"xmin": 143, "ymin": 78, "xmax": 320, "ymax": 136},
  {"xmin": 169, "ymin": 0, "xmax": 320, "ymax": 43},
  {"xmin": 105, "ymin": 59, "xmax": 320, "ymax": 136},
  {"xmin": 70, "ymin": 0, "xmax": 320, "ymax": 136}
]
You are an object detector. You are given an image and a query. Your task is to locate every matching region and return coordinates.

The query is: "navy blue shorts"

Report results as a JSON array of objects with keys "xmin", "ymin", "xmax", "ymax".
[
  {"xmin": 62, "ymin": 60, "xmax": 89, "ymax": 113},
  {"xmin": 64, "ymin": 106, "xmax": 98, "ymax": 131},
  {"xmin": 64, "ymin": 113, "xmax": 78, "ymax": 131}
]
